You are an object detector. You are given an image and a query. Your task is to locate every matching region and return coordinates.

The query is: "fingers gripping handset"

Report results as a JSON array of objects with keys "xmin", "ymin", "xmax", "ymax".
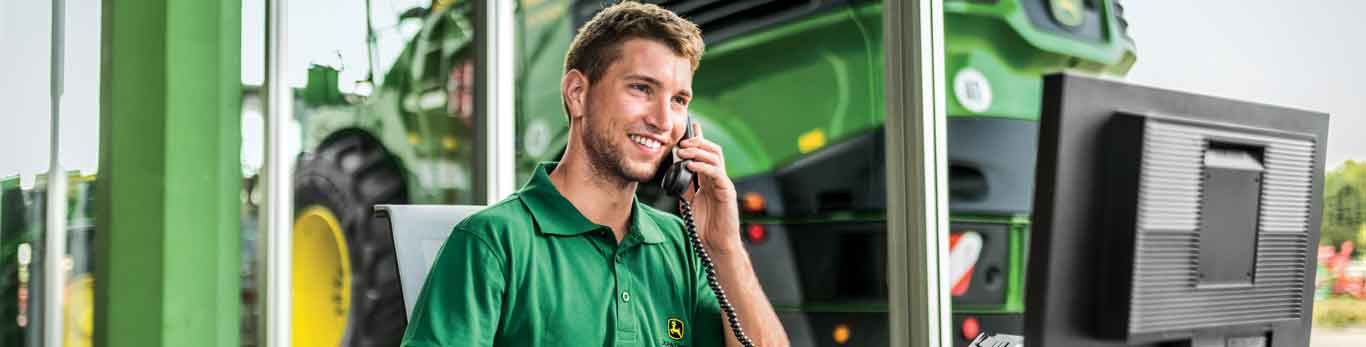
[{"xmin": 661, "ymin": 116, "xmax": 754, "ymax": 347}]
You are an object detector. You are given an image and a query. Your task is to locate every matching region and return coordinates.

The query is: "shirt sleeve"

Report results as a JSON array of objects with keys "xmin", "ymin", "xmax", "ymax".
[
  {"xmin": 401, "ymin": 226, "xmax": 506, "ymax": 347},
  {"xmin": 691, "ymin": 244, "xmax": 726, "ymax": 347}
]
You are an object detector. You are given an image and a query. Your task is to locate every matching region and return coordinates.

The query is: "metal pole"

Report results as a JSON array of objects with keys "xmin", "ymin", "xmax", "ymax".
[
  {"xmin": 262, "ymin": 0, "xmax": 293, "ymax": 345},
  {"xmin": 44, "ymin": 0, "xmax": 68, "ymax": 345},
  {"xmin": 884, "ymin": 0, "xmax": 950, "ymax": 346},
  {"xmin": 363, "ymin": 0, "xmax": 380, "ymax": 85},
  {"xmin": 482, "ymin": 0, "xmax": 517, "ymax": 203}
]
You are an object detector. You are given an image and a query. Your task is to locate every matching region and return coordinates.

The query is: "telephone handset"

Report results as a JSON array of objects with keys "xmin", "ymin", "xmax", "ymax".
[
  {"xmin": 661, "ymin": 115, "xmax": 697, "ymax": 197},
  {"xmin": 662, "ymin": 116, "xmax": 754, "ymax": 347}
]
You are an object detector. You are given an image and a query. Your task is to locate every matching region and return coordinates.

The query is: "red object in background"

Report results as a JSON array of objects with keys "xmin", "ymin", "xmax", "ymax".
[
  {"xmin": 1319, "ymin": 245, "xmax": 1336, "ymax": 262},
  {"xmin": 17, "ymin": 287, "xmax": 27, "ymax": 327},
  {"xmin": 745, "ymin": 224, "xmax": 767, "ymax": 244},
  {"xmin": 949, "ymin": 231, "xmax": 983, "ymax": 296},
  {"xmin": 1321, "ymin": 241, "xmax": 1366, "ymax": 298},
  {"xmin": 1335, "ymin": 276, "xmax": 1365, "ymax": 299},
  {"xmin": 1334, "ymin": 241, "xmax": 1355, "ymax": 268},
  {"xmin": 961, "ymin": 316, "xmax": 981, "ymax": 341}
]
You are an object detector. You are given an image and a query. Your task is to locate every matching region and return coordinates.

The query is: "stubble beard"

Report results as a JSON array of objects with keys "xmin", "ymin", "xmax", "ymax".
[{"xmin": 581, "ymin": 109, "xmax": 658, "ymax": 189}]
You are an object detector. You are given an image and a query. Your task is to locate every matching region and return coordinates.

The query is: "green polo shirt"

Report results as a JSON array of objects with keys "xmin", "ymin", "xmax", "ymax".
[{"xmin": 401, "ymin": 162, "xmax": 724, "ymax": 347}]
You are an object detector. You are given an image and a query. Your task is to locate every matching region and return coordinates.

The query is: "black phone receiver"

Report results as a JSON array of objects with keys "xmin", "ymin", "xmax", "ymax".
[
  {"xmin": 661, "ymin": 115, "xmax": 695, "ymax": 197},
  {"xmin": 663, "ymin": 115, "xmax": 755, "ymax": 346}
]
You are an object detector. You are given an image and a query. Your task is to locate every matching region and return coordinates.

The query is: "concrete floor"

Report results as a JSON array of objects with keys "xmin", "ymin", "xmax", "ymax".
[{"xmin": 1311, "ymin": 328, "xmax": 1366, "ymax": 347}]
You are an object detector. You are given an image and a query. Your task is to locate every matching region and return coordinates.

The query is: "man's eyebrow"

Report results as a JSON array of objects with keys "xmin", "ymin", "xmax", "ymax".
[
  {"xmin": 625, "ymin": 74, "xmax": 691, "ymax": 98},
  {"xmin": 624, "ymin": 74, "xmax": 662, "ymax": 87}
]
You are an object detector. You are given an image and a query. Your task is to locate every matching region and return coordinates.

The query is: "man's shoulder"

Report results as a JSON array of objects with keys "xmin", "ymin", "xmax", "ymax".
[{"xmin": 451, "ymin": 194, "xmax": 533, "ymax": 244}]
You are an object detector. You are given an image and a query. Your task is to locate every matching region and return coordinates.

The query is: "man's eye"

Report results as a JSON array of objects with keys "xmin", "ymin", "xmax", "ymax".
[
  {"xmin": 630, "ymin": 84, "xmax": 651, "ymax": 94},
  {"xmin": 672, "ymin": 96, "xmax": 688, "ymax": 106}
]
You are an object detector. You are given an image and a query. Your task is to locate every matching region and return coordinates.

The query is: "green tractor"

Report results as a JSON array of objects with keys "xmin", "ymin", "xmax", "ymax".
[
  {"xmin": 285, "ymin": 0, "xmax": 1134, "ymax": 345},
  {"xmin": 0, "ymin": 174, "xmax": 98, "ymax": 347}
]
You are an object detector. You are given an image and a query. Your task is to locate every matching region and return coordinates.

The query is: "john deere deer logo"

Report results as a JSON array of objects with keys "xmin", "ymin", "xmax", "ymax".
[{"xmin": 667, "ymin": 317, "xmax": 685, "ymax": 340}]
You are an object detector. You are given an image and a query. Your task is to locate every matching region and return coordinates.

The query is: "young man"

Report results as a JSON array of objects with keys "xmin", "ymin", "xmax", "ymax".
[{"xmin": 401, "ymin": 2, "xmax": 788, "ymax": 346}]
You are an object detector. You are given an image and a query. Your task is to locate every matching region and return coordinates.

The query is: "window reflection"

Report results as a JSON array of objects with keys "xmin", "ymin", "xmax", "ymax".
[
  {"xmin": 1, "ymin": 1, "xmax": 101, "ymax": 346},
  {"xmin": 240, "ymin": 1, "xmax": 481, "ymax": 345}
]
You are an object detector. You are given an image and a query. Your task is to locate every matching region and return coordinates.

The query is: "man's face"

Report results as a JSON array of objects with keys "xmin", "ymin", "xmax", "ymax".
[{"xmin": 579, "ymin": 38, "xmax": 694, "ymax": 183}]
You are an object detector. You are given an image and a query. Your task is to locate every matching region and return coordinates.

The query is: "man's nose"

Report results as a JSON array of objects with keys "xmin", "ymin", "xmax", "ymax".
[{"xmin": 646, "ymin": 100, "xmax": 673, "ymax": 135}]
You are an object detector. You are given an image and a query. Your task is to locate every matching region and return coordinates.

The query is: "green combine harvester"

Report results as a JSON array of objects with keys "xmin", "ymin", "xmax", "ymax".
[{"xmin": 285, "ymin": 0, "xmax": 1135, "ymax": 345}]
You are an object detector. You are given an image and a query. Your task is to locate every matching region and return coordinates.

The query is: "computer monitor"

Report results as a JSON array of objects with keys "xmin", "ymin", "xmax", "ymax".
[{"xmin": 1026, "ymin": 74, "xmax": 1329, "ymax": 346}]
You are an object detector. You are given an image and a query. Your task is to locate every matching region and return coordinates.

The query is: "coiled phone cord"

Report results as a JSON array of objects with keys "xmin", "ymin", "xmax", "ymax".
[{"xmin": 679, "ymin": 199, "xmax": 755, "ymax": 347}]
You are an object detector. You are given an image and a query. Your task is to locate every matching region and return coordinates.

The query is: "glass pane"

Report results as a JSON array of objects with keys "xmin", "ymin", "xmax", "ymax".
[
  {"xmin": 940, "ymin": 0, "xmax": 1137, "ymax": 345},
  {"xmin": 513, "ymin": 0, "xmax": 572, "ymax": 183},
  {"xmin": 0, "ymin": 180, "xmax": 45, "ymax": 347},
  {"xmin": 241, "ymin": 1, "xmax": 474, "ymax": 345},
  {"xmin": 1, "ymin": 1, "xmax": 100, "ymax": 346},
  {"xmin": 514, "ymin": 2, "xmax": 892, "ymax": 345},
  {"xmin": 239, "ymin": 3, "xmax": 263, "ymax": 345},
  {"xmin": 58, "ymin": 1, "xmax": 102, "ymax": 346},
  {"xmin": 0, "ymin": 6, "xmax": 53, "ymax": 341}
]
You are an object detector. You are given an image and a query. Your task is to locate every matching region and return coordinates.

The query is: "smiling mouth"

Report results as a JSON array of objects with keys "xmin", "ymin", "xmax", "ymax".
[{"xmin": 629, "ymin": 134, "xmax": 663, "ymax": 150}]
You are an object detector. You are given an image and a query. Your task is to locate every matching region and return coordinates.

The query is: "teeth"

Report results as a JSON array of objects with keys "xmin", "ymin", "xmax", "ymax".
[{"xmin": 629, "ymin": 135, "xmax": 661, "ymax": 149}]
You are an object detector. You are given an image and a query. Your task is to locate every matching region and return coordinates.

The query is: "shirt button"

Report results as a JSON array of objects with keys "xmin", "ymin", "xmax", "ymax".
[{"xmin": 621, "ymin": 291, "xmax": 630, "ymax": 303}]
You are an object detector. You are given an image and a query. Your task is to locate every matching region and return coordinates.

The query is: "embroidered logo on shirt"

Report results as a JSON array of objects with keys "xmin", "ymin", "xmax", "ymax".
[{"xmin": 667, "ymin": 317, "xmax": 685, "ymax": 340}]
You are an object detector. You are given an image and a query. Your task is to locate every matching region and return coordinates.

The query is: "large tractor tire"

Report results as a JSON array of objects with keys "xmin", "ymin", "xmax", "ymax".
[{"xmin": 293, "ymin": 130, "xmax": 408, "ymax": 346}]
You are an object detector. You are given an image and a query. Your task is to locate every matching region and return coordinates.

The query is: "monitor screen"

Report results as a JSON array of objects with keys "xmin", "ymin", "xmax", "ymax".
[{"xmin": 1025, "ymin": 74, "xmax": 1330, "ymax": 346}]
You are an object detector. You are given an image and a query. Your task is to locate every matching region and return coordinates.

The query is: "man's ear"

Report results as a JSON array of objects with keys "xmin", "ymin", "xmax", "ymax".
[{"xmin": 562, "ymin": 69, "xmax": 589, "ymax": 120}]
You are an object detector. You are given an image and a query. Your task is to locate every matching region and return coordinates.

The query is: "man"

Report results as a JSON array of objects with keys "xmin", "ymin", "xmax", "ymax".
[{"xmin": 401, "ymin": 2, "xmax": 788, "ymax": 346}]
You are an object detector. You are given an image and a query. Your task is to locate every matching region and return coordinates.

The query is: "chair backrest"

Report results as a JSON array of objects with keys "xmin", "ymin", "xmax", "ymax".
[{"xmin": 375, "ymin": 204, "xmax": 486, "ymax": 320}]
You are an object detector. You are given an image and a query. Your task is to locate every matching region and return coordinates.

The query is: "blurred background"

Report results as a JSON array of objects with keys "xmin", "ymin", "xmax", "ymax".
[{"xmin": 2, "ymin": 0, "xmax": 1363, "ymax": 346}]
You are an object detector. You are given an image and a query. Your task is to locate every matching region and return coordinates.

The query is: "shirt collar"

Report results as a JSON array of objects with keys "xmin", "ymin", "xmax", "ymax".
[
  {"xmin": 631, "ymin": 202, "xmax": 667, "ymax": 244},
  {"xmin": 518, "ymin": 162, "xmax": 665, "ymax": 244}
]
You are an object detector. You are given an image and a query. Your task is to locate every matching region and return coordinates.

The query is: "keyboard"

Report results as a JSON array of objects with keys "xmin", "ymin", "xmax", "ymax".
[{"xmin": 967, "ymin": 333, "xmax": 1024, "ymax": 347}]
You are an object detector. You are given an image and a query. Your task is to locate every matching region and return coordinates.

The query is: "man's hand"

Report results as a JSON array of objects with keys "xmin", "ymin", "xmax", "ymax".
[
  {"xmin": 675, "ymin": 122, "xmax": 744, "ymax": 254},
  {"xmin": 674, "ymin": 122, "xmax": 789, "ymax": 346}
]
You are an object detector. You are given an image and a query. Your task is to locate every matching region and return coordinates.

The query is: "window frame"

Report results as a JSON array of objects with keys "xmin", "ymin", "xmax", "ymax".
[{"xmin": 884, "ymin": 0, "xmax": 952, "ymax": 346}]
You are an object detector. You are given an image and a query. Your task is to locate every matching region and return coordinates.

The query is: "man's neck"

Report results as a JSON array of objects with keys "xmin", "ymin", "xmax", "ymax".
[{"xmin": 548, "ymin": 156, "xmax": 636, "ymax": 242}]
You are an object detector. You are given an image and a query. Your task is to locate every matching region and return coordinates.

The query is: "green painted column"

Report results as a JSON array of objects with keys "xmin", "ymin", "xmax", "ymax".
[{"xmin": 94, "ymin": 1, "xmax": 241, "ymax": 346}]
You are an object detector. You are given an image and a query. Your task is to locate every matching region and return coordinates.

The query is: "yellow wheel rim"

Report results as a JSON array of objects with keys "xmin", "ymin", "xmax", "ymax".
[{"xmin": 293, "ymin": 206, "xmax": 353, "ymax": 346}]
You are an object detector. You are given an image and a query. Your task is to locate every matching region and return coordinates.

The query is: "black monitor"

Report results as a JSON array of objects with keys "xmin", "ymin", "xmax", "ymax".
[{"xmin": 1025, "ymin": 74, "xmax": 1329, "ymax": 346}]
